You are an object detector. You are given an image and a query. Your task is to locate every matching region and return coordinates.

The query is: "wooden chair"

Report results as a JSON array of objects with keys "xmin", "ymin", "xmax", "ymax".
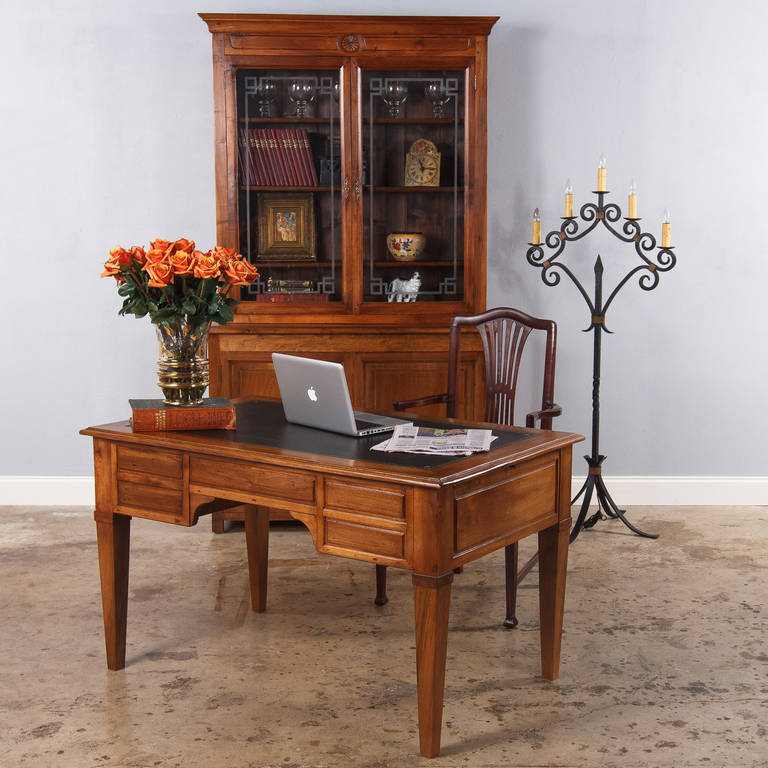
[{"xmin": 377, "ymin": 306, "xmax": 562, "ymax": 627}]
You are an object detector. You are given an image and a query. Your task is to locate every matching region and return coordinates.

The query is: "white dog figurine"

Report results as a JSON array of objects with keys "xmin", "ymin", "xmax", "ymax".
[{"xmin": 388, "ymin": 271, "xmax": 421, "ymax": 302}]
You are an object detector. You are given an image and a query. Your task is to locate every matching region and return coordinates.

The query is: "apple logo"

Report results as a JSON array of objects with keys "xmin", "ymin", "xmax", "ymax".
[{"xmin": 307, "ymin": 386, "xmax": 318, "ymax": 402}]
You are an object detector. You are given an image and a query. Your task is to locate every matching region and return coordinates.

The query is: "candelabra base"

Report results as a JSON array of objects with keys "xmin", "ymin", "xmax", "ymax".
[{"xmin": 570, "ymin": 455, "xmax": 659, "ymax": 541}]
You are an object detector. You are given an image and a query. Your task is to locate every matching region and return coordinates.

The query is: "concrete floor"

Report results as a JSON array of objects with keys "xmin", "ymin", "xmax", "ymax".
[{"xmin": 0, "ymin": 506, "xmax": 766, "ymax": 768}]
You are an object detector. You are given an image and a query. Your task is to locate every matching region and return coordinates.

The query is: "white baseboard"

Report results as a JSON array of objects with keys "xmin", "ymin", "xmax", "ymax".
[
  {"xmin": 0, "ymin": 475, "xmax": 767, "ymax": 507},
  {"xmin": 0, "ymin": 477, "xmax": 95, "ymax": 506},
  {"xmin": 583, "ymin": 476, "xmax": 768, "ymax": 506}
]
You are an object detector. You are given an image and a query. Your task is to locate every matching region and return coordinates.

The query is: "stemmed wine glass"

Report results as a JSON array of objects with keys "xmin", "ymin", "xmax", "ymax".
[
  {"xmin": 424, "ymin": 81, "xmax": 451, "ymax": 118},
  {"xmin": 382, "ymin": 81, "xmax": 408, "ymax": 118},
  {"xmin": 254, "ymin": 80, "xmax": 277, "ymax": 118},
  {"xmin": 288, "ymin": 80, "xmax": 315, "ymax": 118}
]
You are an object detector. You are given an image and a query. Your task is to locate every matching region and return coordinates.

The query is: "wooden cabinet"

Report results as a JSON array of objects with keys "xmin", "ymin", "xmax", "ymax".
[{"xmin": 200, "ymin": 14, "xmax": 497, "ymax": 419}]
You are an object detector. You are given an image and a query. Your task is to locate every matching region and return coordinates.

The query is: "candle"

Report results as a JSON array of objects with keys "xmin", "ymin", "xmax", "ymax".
[
  {"xmin": 532, "ymin": 207, "xmax": 541, "ymax": 244},
  {"xmin": 661, "ymin": 208, "xmax": 671, "ymax": 247},
  {"xmin": 627, "ymin": 178, "xmax": 637, "ymax": 218},
  {"xmin": 597, "ymin": 153, "xmax": 607, "ymax": 192},
  {"xmin": 564, "ymin": 179, "xmax": 573, "ymax": 218}
]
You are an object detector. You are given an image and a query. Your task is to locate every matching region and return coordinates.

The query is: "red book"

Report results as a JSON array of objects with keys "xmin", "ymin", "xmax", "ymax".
[
  {"xmin": 280, "ymin": 128, "xmax": 302, "ymax": 186},
  {"xmin": 263, "ymin": 129, "xmax": 282, "ymax": 185},
  {"xmin": 249, "ymin": 129, "xmax": 266, "ymax": 185},
  {"xmin": 299, "ymin": 128, "xmax": 319, "ymax": 185},
  {"xmin": 252, "ymin": 129, "xmax": 271, "ymax": 185},
  {"xmin": 271, "ymin": 128, "xmax": 293, "ymax": 185},
  {"xmin": 289, "ymin": 128, "xmax": 309, "ymax": 185},
  {"xmin": 238, "ymin": 128, "xmax": 252, "ymax": 186},
  {"xmin": 129, "ymin": 398, "xmax": 237, "ymax": 432},
  {"xmin": 254, "ymin": 293, "xmax": 330, "ymax": 303}
]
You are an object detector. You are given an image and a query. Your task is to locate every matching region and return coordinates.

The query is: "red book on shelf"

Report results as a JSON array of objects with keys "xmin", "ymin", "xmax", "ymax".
[
  {"xmin": 248, "ymin": 129, "xmax": 265, "ymax": 185},
  {"xmin": 238, "ymin": 128, "xmax": 252, "ymax": 185},
  {"xmin": 264, "ymin": 129, "xmax": 284, "ymax": 185},
  {"xmin": 248, "ymin": 130, "xmax": 261, "ymax": 186},
  {"xmin": 298, "ymin": 128, "xmax": 319, "ymax": 185},
  {"xmin": 252, "ymin": 129, "xmax": 271, "ymax": 185},
  {"xmin": 285, "ymin": 128, "xmax": 307, "ymax": 187},
  {"xmin": 289, "ymin": 128, "xmax": 309, "ymax": 185},
  {"xmin": 281, "ymin": 128, "xmax": 303, "ymax": 185},
  {"xmin": 254, "ymin": 293, "xmax": 330, "ymax": 303},
  {"xmin": 129, "ymin": 398, "xmax": 237, "ymax": 432},
  {"xmin": 272, "ymin": 128, "xmax": 294, "ymax": 185}
]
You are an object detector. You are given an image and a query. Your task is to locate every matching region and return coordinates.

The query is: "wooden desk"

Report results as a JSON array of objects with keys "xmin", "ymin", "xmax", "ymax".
[{"xmin": 81, "ymin": 400, "xmax": 581, "ymax": 758}]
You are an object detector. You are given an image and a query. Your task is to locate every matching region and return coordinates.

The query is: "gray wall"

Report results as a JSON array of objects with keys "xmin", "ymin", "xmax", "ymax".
[{"xmin": 2, "ymin": 0, "xmax": 765, "ymax": 477}]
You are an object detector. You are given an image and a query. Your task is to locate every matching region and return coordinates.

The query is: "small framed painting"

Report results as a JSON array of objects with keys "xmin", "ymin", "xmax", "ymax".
[{"xmin": 257, "ymin": 192, "xmax": 316, "ymax": 261}]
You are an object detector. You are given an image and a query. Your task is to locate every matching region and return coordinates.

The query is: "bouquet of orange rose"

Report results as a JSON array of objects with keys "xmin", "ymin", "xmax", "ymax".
[{"xmin": 101, "ymin": 237, "xmax": 259, "ymax": 330}]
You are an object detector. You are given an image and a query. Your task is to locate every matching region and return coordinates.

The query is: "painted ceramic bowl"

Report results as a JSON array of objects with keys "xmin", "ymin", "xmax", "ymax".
[{"xmin": 386, "ymin": 233, "xmax": 426, "ymax": 261}]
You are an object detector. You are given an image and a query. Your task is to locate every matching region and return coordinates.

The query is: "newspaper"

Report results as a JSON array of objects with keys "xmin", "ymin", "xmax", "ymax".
[{"xmin": 372, "ymin": 424, "xmax": 495, "ymax": 456}]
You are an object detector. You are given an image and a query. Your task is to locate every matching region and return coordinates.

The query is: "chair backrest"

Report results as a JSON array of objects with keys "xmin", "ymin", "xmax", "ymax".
[{"xmin": 446, "ymin": 307, "xmax": 557, "ymax": 428}]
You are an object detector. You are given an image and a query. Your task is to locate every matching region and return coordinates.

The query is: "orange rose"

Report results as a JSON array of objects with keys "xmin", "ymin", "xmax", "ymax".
[
  {"xmin": 100, "ymin": 261, "xmax": 123, "ymax": 281},
  {"xmin": 128, "ymin": 245, "xmax": 146, "ymax": 266},
  {"xmin": 209, "ymin": 246, "xmax": 237, "ymax": 265},
  {"xmin": 172, "ymin": 238, "xmax": 195, "ymax": 254},
  {"xmin": 143, "ymin": 248, "xmax": 168, "ymax": 269},
  {"xmin": 101, "ymin": 246, "xmax": 132, "ymax": 280},
  {"xmin": 110, "ymin": 246, "xmax": 132, "ymax": 266},
  {"xmin": 193, "ymin": 255, "xmax": 221, "ymax": 280},
  {"xmin": 169, "ymin": 250, "xmax": 195, "ymax": 276},
  {"xmin": 223, "ymin": 258, "xmax": 259, "ymax": 285},
  {"xmin": 145, "ymin": 261, "xmax": 174, "ymax": 287},
  {"xmin": 150, "ymin": 238, "xmax": 171, "ymax": 253}
]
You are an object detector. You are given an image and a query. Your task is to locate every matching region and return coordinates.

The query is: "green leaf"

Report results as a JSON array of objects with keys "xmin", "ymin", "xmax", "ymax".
[
  {"xmin": 182, "ymin": 299, "xmax": 196, "ymax": 314},
  {"xmin": 216, "ymin": 304, "xmax": 234, "ymax": 324}
]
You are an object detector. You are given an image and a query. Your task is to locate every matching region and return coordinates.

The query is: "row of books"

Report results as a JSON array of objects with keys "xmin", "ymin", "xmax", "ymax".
[{"xmin": 239, "ymin": 127, "xmax": 319, "ymax": 187}]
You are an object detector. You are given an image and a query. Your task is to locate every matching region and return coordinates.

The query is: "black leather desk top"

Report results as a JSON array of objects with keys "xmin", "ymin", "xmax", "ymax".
[{"xmin": 222, "ymin": 399, "xmax": 529, "ymax": 469}]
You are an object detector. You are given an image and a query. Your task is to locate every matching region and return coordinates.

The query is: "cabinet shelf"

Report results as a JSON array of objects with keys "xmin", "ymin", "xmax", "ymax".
[
  {"xmin": 367, "ymin": 186, "xmax": 461, "ymax": 193},
  {"xmin": 364, "ymin": 117, "xmax": 454, "ymax": 125},
  {"xmin": 373, "ymin": 261, "xmax": 463, "ymax": 268},
  {"xmin": 240, "ymin": 116, "xmax": 339, "ymax": 124},
  {"xmin": 242, "ymin": 185, "xmax": 332, "ymax": 192}
]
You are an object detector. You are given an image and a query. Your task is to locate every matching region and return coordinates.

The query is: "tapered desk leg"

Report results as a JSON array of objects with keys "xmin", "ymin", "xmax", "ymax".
[
  {"xmin": 537, "ymin": 517, "xmax": 570, "ymax": 680},
  {"xmin": 412, "ymin": 572, "xmax": 453, "ymax": 758},
  {"xmin": 244, "ymin": 505, "xmax": 270, "ymax": 612},
  {"xmin": 96, "ymin": 513, "xmax": 131, "ymax": 671}
]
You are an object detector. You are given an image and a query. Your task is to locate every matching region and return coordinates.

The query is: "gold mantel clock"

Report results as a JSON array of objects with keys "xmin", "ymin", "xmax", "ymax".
[{"xmin": 404, "ymin": 138, "xmax": 441, "ymax": 187}]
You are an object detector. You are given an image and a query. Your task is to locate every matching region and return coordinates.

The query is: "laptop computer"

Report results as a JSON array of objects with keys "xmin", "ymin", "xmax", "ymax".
[{"xmin": 271, "ymin": 353, "xmax": 411, "ymax": 437}]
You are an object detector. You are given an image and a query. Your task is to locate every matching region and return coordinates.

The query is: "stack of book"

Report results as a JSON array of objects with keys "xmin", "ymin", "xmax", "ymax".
[{"xmin": 239, "ymin": 127, "xmax": 319, "ymax": 187}]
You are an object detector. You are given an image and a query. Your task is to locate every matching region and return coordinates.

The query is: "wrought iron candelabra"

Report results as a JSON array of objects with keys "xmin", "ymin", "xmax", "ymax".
[{"xmin": 526, "ymin": 186, "xmax": 677, "ymax": 542}]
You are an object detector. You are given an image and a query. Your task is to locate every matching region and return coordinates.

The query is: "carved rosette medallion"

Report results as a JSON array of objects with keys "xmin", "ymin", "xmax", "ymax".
[{"xmin": 339, "ymin": 34, "xmax": 362, "ymax": 52}]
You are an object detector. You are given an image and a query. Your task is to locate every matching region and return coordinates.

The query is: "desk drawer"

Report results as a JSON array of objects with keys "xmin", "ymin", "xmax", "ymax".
[
  {"xmin": 324, "ymin": 478, "xmax": 405, "ymax": 520},
  {"xmin": 189, "ymin": 456, "xmax": 315, "ymax": 504},
  {"xmin": 454, "ymin": 455, "xmax": 558, "ymax": 555},
  {"xmin": 117, "ymin": 444, "xmax": 182, "ymax": 478},
  {"xmin": 118, "ymin": 481, "xmax": 184, "ymax": 522},
  {"xmin": 325, "ymin": 517, "xmax": 405, "ymax": 560},
  {"xmin": 115, "ymin": 445, "xmax": 187, "ymax": 525}
]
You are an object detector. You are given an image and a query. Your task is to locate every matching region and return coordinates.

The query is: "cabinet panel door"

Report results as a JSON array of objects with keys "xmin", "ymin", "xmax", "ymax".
[
  {"xmin": 227, "ymin": 358, "xmax": 280, "ymax": 399},
  {"xmin": 361, "ymin": 355, "xmax": 479, "ymax": 420},
  {"xmin": 359, "ymin": 67, "xmax": 468, "ymax": 306},
  {"xmin": 225, "ymin": 353, "xmax": 347, "ymax": 399}
]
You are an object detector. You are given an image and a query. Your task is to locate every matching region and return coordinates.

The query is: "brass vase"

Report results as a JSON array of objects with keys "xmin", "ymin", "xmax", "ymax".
[{"xmin": 155, "ymin": 318, "xmax": 211, "ymax": 406}]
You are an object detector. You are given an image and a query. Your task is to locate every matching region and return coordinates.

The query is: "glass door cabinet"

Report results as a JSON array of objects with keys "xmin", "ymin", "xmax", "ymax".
[{"xmin": 201, "ymin": 14, "xmax": 497, "ymax": 422}]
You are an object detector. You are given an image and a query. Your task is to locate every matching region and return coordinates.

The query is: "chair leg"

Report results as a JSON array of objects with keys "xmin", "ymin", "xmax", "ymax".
[
  {"xmin": 375, "ymin": 564, "xmax": 388, "ymax": 606},
  {"xmin": 503, "ymin": 542, "xmax": 519, "ymax": 628}
]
